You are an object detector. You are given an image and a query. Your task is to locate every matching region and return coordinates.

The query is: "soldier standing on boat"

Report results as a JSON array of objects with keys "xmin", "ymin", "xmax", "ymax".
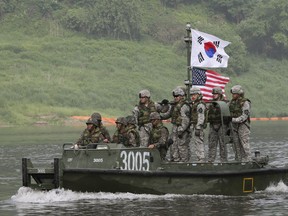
[
  {"xmin": 160, "ymin": 87, "xmax": 190, "ymax": 162},
  {"xmin": 132, "ymin": 89, "xmax": 157, "ymax": 147},
  {"xmin": 207, "ymin": 87, "xmax": 228, "ymax": 163},
  {"xmin": 112, "ymin": 117, "xmax": 127, "ymax": 143},
  {"xmin": 228, "ymin": 85, "xmax": 251, "ymax": 162},
  {"xmin": 189, "ymin": 86, "xmax": 206, "ymax": 162},
  {"xmin": 148, "ymin": 112, "xmax": 169, "ymax": 160},
  {"xmin": 124, "ymin": 115, "xmax": 140, "ymax": 147}
]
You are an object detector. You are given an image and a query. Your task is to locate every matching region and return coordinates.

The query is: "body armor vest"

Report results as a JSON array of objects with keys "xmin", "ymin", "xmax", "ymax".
[
  {"xmin": 171, "ymin": 99, "xmax": 188, "ymax": 126},
  {"xmin": 112, "ymin": 129, "xmax": 126, "ymax": 143},
  {"xmin": 208, "ymin": 99, "xmax": 225, "ymax": 124},
  {"xmin": 150, "ymin": 123, "xmax": 168, "ymax": 144},
  {"xmin": 190, "ymin": 100, "xmax": 206, "ymax": 125},
  {"xmin": 137, "ymin": 100, "xmax": 156, "ymax": 125},
  {"xmin": 125, "ymin": 126, "xmax": 140, "ymax": 146},
  {"xmin": 229, "ymin": 97, "xmax": 250, "ymax": 120}
]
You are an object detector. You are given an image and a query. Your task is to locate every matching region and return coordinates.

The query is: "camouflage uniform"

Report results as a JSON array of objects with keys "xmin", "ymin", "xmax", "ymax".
[
  {"xmin": 132, "ymin": 90, "xmax": 157, "ymax": 147},
  {"xmin": 149, "ymin": 112, "xmax": 169, "ymax": 160},
  {"xmin": 189, "ymin": 87, "xmax": 206, "ymax": 162},
  {"xmin": 112, "ymin": 117, "xmax": 127, "ymax": 144},
  {"xmin": 229, "ymin": 85, "xmax": 251, "ymax": 162},
  {"xmin": 125, "ymin": 116, "xmax": 140, "ymax": 147},
  {"xmin": 207, "ymin": 87, "xmax": 228, "ymax": 162},
  {"xmin": 75, "ymin": 118, "xmax": 111, "ymax": 147},
  {"xmin": 161, "ymin": 88, "xmax": 190, "ymax": 162},
  {"xmin": 90, "ymin": 112, "xmax": 111, "ymax": 142}
]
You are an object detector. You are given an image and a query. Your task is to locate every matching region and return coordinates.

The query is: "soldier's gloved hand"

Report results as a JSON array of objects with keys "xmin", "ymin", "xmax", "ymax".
[
  {"xmin": 195, "ymin": 129, "xmax": 201, "ymax": 137},
  {"xmin": 161, "ymin": 99, "xmax": 169, "ymax": 105}
]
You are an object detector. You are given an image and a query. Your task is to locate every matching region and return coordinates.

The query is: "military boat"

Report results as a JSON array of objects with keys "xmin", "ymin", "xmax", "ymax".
[
  {"xmin": 22, "ymin": 141, "xmax": 288, "ymax": 196},
  {"xmin": 21, "ymin": 25, "xmax": 288, "ymax": 196}
]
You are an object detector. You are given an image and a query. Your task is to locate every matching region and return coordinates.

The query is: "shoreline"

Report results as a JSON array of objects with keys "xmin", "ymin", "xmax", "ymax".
[
  {"xmin": 71, "ymin": 116, "xmax": 288, "ymax": 125},
  {"xmin": 1, "ymin": 116, "xmax": 287, "ymax": 128}
]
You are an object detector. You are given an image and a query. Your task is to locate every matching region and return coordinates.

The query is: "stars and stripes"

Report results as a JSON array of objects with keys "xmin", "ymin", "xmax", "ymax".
[{"xmin": 192, "ymin": 67, "xmax": 230, "ymax": 102}]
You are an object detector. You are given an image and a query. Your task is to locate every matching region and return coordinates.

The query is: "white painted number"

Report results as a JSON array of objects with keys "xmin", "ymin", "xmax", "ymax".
[
  {"xmin": 37, "ymin": 168, "xmax": 45, "ymax": 173},
  {"xmin": 120, "ymin": 151, "xmax": 150, "ymax": 171}
]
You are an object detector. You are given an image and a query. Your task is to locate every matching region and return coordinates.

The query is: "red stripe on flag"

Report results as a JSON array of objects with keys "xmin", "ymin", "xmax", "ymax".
[{"xmin": 192, "ymin": 68, "xmax": 230, "ymax": 102}]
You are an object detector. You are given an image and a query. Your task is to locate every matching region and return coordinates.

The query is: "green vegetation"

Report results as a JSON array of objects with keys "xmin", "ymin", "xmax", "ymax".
[{"xmin": 0, "ymin": 0, "xmax": 287, "ymax": 126}]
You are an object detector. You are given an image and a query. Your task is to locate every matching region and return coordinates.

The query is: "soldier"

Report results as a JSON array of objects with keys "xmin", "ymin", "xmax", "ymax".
[
  {"xmin": 228, "ymin": 85, "xmax": 251, "ymax": 162},
  {"xmin": 72, "ymin": 117, "xmax": 109, "ymax": 149},
  {"xmin": 112, "ymin": 117, "xmax": 127, "ymax": 143},
  {"xmin": 161, "ymin": 87, "xmax": 190, "ymax": 162},
  {"xmin": 148, "ymin": 112, "xmax": 169, "ymax": 160},
  {"xmin": 132, "ymin": 89, "xmax": 157, "ymax": 147},
  {"xmin": 91, "ymin": 112, "xmax": 111, "ymax": 143},
  {"xmin": 207, "ymin": 87, "xmax": 228, "ymax": 163},
  {"xmin": 189, "ymin": 86, "xmax": 206, "ymax": 162},
  {"xmin": 125, "ymin": 115, "xmax": 140, "ymax": 147}
]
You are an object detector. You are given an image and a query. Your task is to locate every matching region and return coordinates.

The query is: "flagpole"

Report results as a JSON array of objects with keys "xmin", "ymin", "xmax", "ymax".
[{"xmin": 184, "ymin": 22, "xmax": 192, "ymax": 101}]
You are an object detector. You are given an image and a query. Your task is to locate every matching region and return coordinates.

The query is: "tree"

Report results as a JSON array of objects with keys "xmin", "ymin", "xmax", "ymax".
[
  {"xmin": 237, "ymin": 0, "xmax": 288, "ymax": 58},
  {"xmin": 207, "ymin": 0, "xmax": 258, "ymax": 23},
  {"xmin": 62, "ymin": 0, "xmax": 142, "ymax": 40}
]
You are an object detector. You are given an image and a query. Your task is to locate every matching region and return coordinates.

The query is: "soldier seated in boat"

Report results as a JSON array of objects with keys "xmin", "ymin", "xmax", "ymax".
[
  {"xmin": 90, "ymin": 112, "xmax": 111, "ymax": 143},
  {"xmin": 124, "ymin": 115, "xmax": 140, "ymax": 147},
  {"xmin": 112, "ymin": 117, "xmax": 127, "ymax": 143},
  {"xmin": 72, "ymin": 114, "xmax": 111, "ymax": 149},
  {"xmin": 148, "ymin": 112, "xmax": 170, "ymax": 160}
]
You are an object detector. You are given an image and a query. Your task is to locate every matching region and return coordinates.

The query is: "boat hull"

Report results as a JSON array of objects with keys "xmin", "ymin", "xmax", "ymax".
[
  {"xmin": 62, "ymin": 167, "xmax": 288, "ymax": 196},
  {"xmin": 22, "ymin": 143, "xmax": 288, "ymax": 196}
]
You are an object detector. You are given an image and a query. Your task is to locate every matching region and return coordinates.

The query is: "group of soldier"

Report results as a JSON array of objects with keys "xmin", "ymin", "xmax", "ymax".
[{"xmin": 72, "ymin": 84, "xmax": 251, "ymax": 163}]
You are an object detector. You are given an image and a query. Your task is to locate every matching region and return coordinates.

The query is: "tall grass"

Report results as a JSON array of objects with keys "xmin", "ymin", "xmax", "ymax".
[{"xmin": 0, "ymin": 7, "xmax": 287, "ymax": 125}]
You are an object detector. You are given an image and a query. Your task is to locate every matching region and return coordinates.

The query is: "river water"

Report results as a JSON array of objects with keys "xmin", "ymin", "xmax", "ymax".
[{"xmin": 0, "ymin": 121, "xmax": 288, "ymax": 216}]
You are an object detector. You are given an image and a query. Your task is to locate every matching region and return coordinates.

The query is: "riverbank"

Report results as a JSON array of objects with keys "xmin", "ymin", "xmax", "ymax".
[
  {"xmin": 1, "ymin": 116, "xmax": 287, "ymax": 128},
  {"xmin": 71, "ymin": 116, "xmax": 288, "ymax": 126}
]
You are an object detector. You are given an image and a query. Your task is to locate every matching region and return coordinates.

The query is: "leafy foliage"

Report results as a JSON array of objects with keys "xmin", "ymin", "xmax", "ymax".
[
  {"xmin": 0, "ymin": 0, "xmax": 288, "ymax": 125},
  {"xmin": 207, "ymin": 0, "xmax": 257, "ymax": 23},
  {"xmin": 62, "ymin": 0, "xmax": 142, "ymax": 40},
  {"xmin": 237, "ymin": 0, "xmax": 288, "ymax": 58}
]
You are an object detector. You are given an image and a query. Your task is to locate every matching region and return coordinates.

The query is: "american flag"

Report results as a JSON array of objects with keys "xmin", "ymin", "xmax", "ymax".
[{"xmin": 192, "ymin": 67, "xmax": 230, "ymax": 102}]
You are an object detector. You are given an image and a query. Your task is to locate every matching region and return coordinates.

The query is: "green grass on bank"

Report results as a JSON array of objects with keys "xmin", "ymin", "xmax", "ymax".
[
  {"xmin": 0, "ymin": 31, "xmax": 287, "ymax": 125},
  {"xmin": 0, "ymin": 3, "xmax": 287, "ymax": 126}
]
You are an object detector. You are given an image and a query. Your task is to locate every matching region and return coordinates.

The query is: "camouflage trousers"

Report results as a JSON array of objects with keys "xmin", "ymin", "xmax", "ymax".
[
  {"xmin": 231, "ymin": 123, "xmax": 251, "ymax": 162},
  {"xmin": 208, "ymin": 123, "xmax": 227, "ymax": 162},
  {"xmin": 139, "ymin": 123, "xmax": 152, "ymax": 147},
  {"xmin": 190, "ymin": 126, "xmax": 205, "ymax": 162},
  {"xmin": 169, "ymin": 125, "xmax": 190, "ymax": 162}
]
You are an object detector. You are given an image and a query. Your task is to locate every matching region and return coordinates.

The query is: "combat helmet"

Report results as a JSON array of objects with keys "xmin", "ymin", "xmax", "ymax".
[
  {"xmin": 212, "ymin": 86, "xmax": 223, "ymax": 94},
  {"xmin": 86, "ymin": 118, "xmax": 94, "ymax": 125},
  {"xmin": 91, "ymin": 112, "xmax": 102, "ymax": 121},
  {"xmin": 190, "ymin": 86, "xmax": 202, "ymax": 95},
  {"xmin": 115, "ymin": 117, "xmax": 126, "ymax": 125},
  {"xmin": 139, "ymin": 89, "xmax": 151, "ymax": 98},
  {"xmin": 176, "ymin": 86, "xmax": 187, "ymax": 96},
  {"xmin": 230, "ymin": 85, "xmax": 244, "ymax": 95},
  {"xmin": 150, "ymin": 112, "xmax": 161, "ymax": 120},
  {"xmin": 172, "ymin": 87, "xmax": 185, "ymax": 97},
  {"xmin": 126, "ymin": 115, "xmax": 137, "ymax": 125}
]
